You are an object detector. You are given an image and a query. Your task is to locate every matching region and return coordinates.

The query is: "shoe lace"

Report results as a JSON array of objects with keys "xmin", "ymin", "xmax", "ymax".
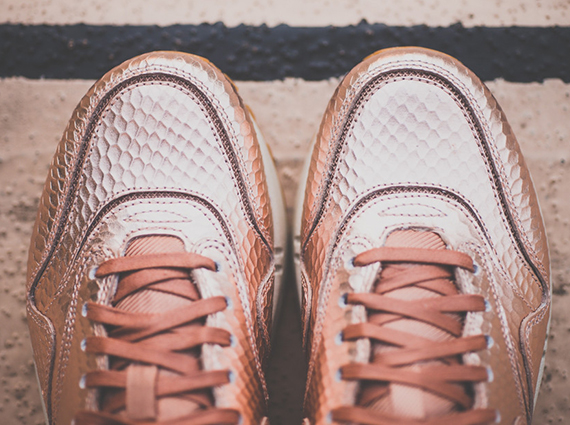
[
  {"xmin": 331, "ymin": 245, "xmax": 498, "ymax": 425},
  {"xmin": 75, "ymin": 252, "xmax": 240, "ymax": 425}
]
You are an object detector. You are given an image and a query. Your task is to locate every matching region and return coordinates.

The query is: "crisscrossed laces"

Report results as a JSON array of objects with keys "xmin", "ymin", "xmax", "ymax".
[
  {"xmin": 75, "ymin": 246, "xmax": 240, "ymax": 425},
  {"xmin": 331, "ymin": 234, "xmax": 497, "ymax": 425}
]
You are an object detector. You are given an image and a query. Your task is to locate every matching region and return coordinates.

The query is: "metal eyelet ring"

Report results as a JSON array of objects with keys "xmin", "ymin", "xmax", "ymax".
[
  {"xmin": 472, "ymin": 262, "xmax": 481, "ymax": 276},
  {"xmin": 338, "ymin": 293, "xmax": 348, "ymax": 308},
  {"xmin": 80, "ymin": 338, "xmax": 87, "ymax": 352},
  {"xmin": 486, "ymin": 366, "xmax": 494, "ymax": 382},
  {"xmin": 335, "ymin": 331, "xmax": 344, "ymax": 346},
  {"xmin": 485, "ymin": 335, "xmax": 494, "ymax": 349},
  {"xmin": 79, "ymin": 374, "xmax": 86, "ymax": 389},
  {"xmin": 225, "ymin": 296, "xmax": 233, "ymax": 310},
  {"xmin": 88, "ymin": 266, "xmax": 98, "ymax": 280}
]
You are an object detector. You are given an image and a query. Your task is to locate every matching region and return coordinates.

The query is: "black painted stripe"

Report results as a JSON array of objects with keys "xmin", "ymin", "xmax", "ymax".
[{"xmin": 1, "ymin": 23, "xmax": 569, "ymax": 81}]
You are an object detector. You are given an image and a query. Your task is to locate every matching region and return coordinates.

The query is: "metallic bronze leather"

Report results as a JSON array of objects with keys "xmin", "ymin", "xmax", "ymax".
[
  {"xmin": 26, "ymin": 52, "xmax": 285, "ymax": 425},
  {"xmin": 297, "ymin": 47, "xmax": 550, "ymax": 424}
]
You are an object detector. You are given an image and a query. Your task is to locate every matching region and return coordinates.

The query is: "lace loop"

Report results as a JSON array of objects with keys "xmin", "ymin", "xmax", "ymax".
[
  {"xmin": 86, "ymin": 297, "xmax": 228, "ymax": 341},
  {"xmin": 95, "ymin": 252, "xmax": 217, "ymax": 277},
  {"xmin": 75, "ymin": 408, "xmax": 241, "ymax": 425},
  {"xmin": 347, "ymin": 292, "xmax": 484, "ymax": 336},
  {"xmin": 340, "ymin": 363, "xmax": 482, "ymax": 408},
  {"xmin": 354, "ymin": 246, "xmax": 474, "ymax": 272},
  {"xmin": 343, "ymin": 323, "xmax": 487, "ymax": 365}
]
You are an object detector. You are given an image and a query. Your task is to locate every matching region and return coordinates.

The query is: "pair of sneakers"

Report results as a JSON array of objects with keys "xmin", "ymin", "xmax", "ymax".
[{"xmin": 26, "ymin": 47, "xmax": 550, "ymax": 425}]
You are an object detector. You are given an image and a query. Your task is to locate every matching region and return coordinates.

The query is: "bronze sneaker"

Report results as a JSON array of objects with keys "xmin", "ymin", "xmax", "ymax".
[
  {"xmin": 26, "ymin": 52, "xmax": 286, "ymax": 425},
  {"xmin": 295, "ymin": 47, "xmax": 550, "ymax": 425}
]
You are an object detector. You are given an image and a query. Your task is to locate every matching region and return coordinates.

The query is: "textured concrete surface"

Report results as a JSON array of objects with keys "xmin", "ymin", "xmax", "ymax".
[
  {"xmin": 1, "ymin": 0, "xmax": 570, "ymax": 26},
  {"xmin": 0, "ymin": 76, "xmax": 569, "ymax": 424}
]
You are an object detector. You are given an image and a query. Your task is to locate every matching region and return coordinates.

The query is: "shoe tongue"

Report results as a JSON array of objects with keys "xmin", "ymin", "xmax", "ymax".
[
  {"xmin": 112, "ymin": 235, "xmax": 205, "ymax": 421},
  {"xmin": 117, "ymin": 235, "xmax": 192, "ymax": 313},
  {"xmin": 382, "ymin": 229, "xmax": 446, "ymax": 250},
  {"xmin": 358, "ymin": 230, "xmax": 462, "ymax": 419}
]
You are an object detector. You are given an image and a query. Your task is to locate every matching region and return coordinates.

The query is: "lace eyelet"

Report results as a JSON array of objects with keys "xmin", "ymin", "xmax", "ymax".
[
  {"xmin": 335, "ymin": 368, "xmax": 342, "ymax": 382},
  {"xmin": 494, "ymin": 410, "xmax": 501, "ymax": 423},
  {"xmin": 484, "ymin": 299, "xmax": 491, "ymax": 312},
  {"xmin": 485, "ymin": 335, "xmax": 494, "ymax": 349},
  {"xmin": 214, "ymin": 261, "xmax": 221, "ymax": 273},
  {"xmin": 335, "ymin": 331, "xmax": 344, "ymax": 346},
  {"xmin": 472, "ymin": 262, "xmax": 481, "ymax": 276},
  {"xmin": 486, "ymin": 366, "xmax": 494, "ymax": 383},
  {"xmin": 88, "ymin": 266, "xmax": 98, "ymax": 280},
  {"xmin": 224, "ymin": 296, "xmax": 233, "ymax": 310},
  {"xmin": 81, "ymin": 302, "xmax": 88, "ymax": 318},
  {"xmin": 228, "ymin": 370, "xmax": 236, "ymax": 384},
  {"xmin": 229, "ymin": 334, "xmax": 237, "ymax": 347},
  {"xmin": 338, "ymin": 293, "xmax": 348, "ymax": 308},
  {"xmin": 346, "ymin": 257, "xmax": 356, "ymax": 270},
  {"xmin": 79, "ymin": 374, "xmax": 86, "ymax": 389},
  {"xmin": 326, "ymin": 412, "xmax": 333, "ymax": 424},
  {"xmin": 80, "ymin": 338, "xmax": 87, "ymax": 352}
]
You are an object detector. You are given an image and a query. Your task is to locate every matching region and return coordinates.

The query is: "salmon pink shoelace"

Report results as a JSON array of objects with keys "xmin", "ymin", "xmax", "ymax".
[
  {"xmin": 332, "ymin": 246, "xmax": 498, "ymax": 425},
  {"xmin": 75, "ymin": 252, "xmax": 240, "ymax": 425}
]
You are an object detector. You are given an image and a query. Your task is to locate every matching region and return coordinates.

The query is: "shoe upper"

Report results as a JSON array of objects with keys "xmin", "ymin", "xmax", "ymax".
[
  {"xmin": 26, "ymin": 52, "xmax": 284, "ymax": 425},
  {"xmin": 297, "ymin": 47, "xmax": 550, "ymax": 424}
]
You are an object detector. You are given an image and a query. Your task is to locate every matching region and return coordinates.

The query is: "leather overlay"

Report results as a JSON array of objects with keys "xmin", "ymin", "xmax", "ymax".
[
  {"xmin": 26, "ymin": 52, "xmax": 281, "ymax": 425},
  {"xmin": 298, "ymin": 47, "xmax": 550, "ymax": 425}
]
